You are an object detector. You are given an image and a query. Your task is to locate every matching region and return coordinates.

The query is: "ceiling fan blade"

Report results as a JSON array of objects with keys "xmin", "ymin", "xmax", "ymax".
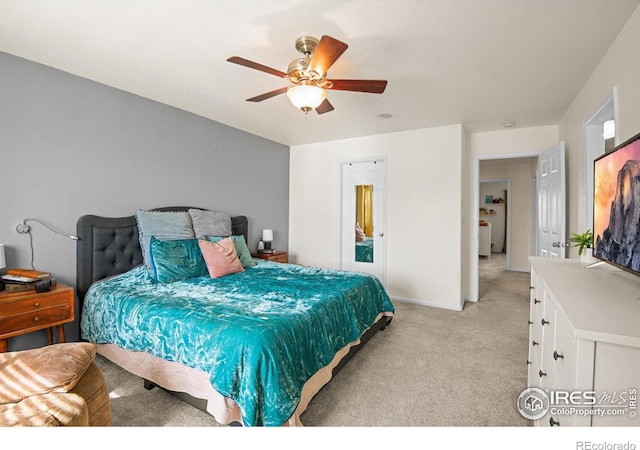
[
  {"xmin": 327, "ymin": 79, "xmax": 388, "ymax": 94},
  {"xmin": 316, "ymin": 98, "xmax": 334, "ymax": 114},
  {"xmin": 227, "ymin": 56, "xmax": 287, "ymax": 78},
  {"xmin": 246, "ymin": 87, "xmax": 288, "ymax": 102},
  {"xmin": 308, "ymin": 35, "xmax": 348, "ymax": 77}
]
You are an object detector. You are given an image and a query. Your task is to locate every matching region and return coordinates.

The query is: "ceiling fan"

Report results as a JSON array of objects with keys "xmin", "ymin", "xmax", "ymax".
[{"xmin": 227, "ymin": 35, "xmax": 387, "ymax": 114}]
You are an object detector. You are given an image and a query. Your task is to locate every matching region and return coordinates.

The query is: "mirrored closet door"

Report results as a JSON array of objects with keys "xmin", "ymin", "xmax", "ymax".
[{"xmin": 341, "ymin": 159, "xmax": 386, "ymax": 285}]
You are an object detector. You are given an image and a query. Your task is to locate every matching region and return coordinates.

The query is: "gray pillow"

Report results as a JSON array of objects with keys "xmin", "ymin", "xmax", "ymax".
[
  {"xmin": 189, "ymin": 209, "xmax": 232, "ymax": 239},
  {"xmin": 135, "ymin": 210, "xmax": 195, "ymax": 275}
]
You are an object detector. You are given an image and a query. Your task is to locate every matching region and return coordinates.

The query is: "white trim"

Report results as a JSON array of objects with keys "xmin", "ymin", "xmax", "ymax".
[
  {"xmin": 391, "ymin": 295, "xmax": 463, "ymax": 312},
  {"xmin": 582, "ymin": 88, "xmax": 618, "ymax": 232},
  {"xmin": 530, "ymin": 173, "xmax": 538, "ymax": 256}
]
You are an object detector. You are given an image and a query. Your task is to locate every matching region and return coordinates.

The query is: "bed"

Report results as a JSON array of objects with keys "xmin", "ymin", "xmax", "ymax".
[{"xmin": 76, "ymin": 207, "xmax": 394, "ymax": 426}]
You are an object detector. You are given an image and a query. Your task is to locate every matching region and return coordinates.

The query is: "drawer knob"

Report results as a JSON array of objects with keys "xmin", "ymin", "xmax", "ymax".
[
  {"xmin": 549, "ymin": 417, "xmax": 560, "ymax": 427},
  {"xmin": 532, "ymin": 340, "xmax": 539, "ymax": 346},
  {"xmin": 529, "ymin": 286, "xmax": 534, "ymax": 290},
  {"xmin": 534, "ymin": 299, "xmax": 540, "ymax": 304},
  {"xmin": 527, "ymin": 360, "xmax": 532, "ymax": 365},
  {"xmin": 541, "ymin": 318, "xmax": 549, "ymax": 326},
  {"xmin": 553, "ymin": 350, "xmax": 564, "ymax": 360},
  {"xmin": 34, "ymin": 302, "xmax": 40, "ymax": 307},
  {"xmin": 538, "ymin": 369, "xmax": 546, "ymax": 378},
  {"xmin": 34, "ymin": 317, "xmax": 40, "ymax": 322}
]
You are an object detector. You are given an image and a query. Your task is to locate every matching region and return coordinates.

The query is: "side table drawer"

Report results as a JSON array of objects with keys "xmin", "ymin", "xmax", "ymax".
[
  {"xmin": 0, "ymin": 305, "xmax": 71, "ymax": 336},
  {"xmin": 0, "ymin": 291, "xmax": 70, "ymax": 315},
  {"xmin": 269, "ymin": 253, "xmax": 288, "ymax": 263},
  {"xmin": 252, "ymin": 252, "xmax": 289, "ymax": 263}
]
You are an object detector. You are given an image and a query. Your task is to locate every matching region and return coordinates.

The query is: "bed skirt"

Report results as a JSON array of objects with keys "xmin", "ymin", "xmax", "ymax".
[{"xmin": 96, "ymin": 311, "xmax": 392, "ymax": 426}]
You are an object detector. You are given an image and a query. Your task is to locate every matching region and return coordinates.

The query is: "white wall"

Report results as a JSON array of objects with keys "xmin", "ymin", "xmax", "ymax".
[
  {"xmin": 470, "ymin": 126, "xmax": 559, "ymax": 157},
  {"xmin": 290, "ymin": 125, "xmax": 465, "ymax": 311},
  {"xmin": 558, "ymin": 4, "xmax": 640, "ymax": 256}
]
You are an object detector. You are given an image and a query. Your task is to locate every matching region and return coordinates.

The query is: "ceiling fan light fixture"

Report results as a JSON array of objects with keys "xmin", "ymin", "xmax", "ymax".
[{"xmin": 287, "ymin": 85, "xmax": 326, "ymax": 113}]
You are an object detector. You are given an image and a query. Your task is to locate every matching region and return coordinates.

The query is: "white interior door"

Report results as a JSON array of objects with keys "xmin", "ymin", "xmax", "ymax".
[
  {"xmin": 341, "ymin": 160, "xmax": 386, "ymax": 284},
  {"xmin": 537, "ymin": 142, "xmax": 566, "ymax": 258}
]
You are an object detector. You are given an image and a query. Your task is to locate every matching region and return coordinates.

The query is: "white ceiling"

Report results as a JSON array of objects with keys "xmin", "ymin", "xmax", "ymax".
[{"xmin": 1, "ymin": 0, "xmax": 638, "ymax": 146}]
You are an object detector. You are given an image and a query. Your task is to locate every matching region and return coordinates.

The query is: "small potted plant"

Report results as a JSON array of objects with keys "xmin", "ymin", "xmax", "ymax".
[{"xmin": 568, "ymin": 229, "xmax": 593, "ymax": 260}]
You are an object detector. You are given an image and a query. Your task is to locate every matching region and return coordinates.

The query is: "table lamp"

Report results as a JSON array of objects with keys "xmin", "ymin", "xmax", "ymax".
[{"xmin": 262, "ymin": 229, "xmax": 274, "ymax": 252}]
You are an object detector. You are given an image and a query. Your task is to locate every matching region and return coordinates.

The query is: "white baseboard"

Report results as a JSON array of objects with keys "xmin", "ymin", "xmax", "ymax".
[{"xmin": 390, "ymin": 296, "xmax": 463, "ymax": 312}]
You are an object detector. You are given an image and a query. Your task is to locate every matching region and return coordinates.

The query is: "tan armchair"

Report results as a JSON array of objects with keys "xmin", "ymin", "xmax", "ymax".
[{"xmin": 0, "ymin": 342, "xmax": 111, "ymax": 426}]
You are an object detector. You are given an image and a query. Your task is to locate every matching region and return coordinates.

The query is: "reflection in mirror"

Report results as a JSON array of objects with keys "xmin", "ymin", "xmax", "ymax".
[{"xmin": 355, "ymin": 185, "xmax": 374, "ymax": 263}]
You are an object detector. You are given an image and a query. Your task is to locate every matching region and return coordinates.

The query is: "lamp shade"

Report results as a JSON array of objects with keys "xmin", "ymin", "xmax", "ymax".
[
  {"xmin": 286, "ymin": 85, "xmax": 326, "ymax": 113},
  {"xmin": 262, "ymin": 229, "xmax": 274, "ymax": 242},
  {"xmin": 0, "ymin": 244, "xmax": 5, "ymax": 270}
]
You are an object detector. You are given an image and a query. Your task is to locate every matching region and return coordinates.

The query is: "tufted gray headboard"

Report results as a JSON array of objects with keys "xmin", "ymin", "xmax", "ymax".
[{"xmin": 76, "ymin": 207, "xmax": 248, "ymax": 304}]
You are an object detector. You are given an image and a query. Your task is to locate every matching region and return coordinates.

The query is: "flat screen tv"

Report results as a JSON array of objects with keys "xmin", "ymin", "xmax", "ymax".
[{"xmin": 593, "ymin": 131, "xmax": 640, "ymax": 276}]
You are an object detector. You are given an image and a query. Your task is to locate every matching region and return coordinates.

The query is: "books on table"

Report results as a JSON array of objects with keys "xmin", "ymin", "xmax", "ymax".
[
  {"xmin": 6, "ymin": 268, "xmax": 51, "ymax": 279},
  {"xmin": 1, "ymin": 269, "xmax": 52, "ymax": 293}
]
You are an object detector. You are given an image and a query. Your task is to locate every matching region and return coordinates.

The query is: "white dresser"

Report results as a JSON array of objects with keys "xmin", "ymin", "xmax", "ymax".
[{"xmin": 528, "ymin": 257, "xmax": 640, "ymax": 426}]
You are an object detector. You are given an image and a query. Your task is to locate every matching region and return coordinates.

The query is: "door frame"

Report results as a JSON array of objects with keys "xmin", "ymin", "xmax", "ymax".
[
  {"xmin": 339, "ymin": 155, "xmax": 388, "ymax": 286},
  {"xmin": 583, "ymin": 89, "xmax": 618, "ymax": 231},
  {"xmin": 469, "ymin": 151, "xmax": 539, "ymax": 303}
]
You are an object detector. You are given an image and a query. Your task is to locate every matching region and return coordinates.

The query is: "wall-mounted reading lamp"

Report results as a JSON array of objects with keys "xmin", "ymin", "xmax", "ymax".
[{"xmin": 16, "ymin": 218, "xmax": 79, "ymax": 270}]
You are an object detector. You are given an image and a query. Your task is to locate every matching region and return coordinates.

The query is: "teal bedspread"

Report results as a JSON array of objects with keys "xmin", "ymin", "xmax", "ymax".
[
  {"xmin": 80, "ymin": 260, "xmax": 394, "ymax": 426},
  {"xmin": 355, "ymin": 239, "xmax": 374, "ymax": 263}
]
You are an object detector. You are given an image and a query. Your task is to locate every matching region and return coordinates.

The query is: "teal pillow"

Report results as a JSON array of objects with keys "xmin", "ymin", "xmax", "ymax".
[
  {"xmin": 207, "ymin": 235, "xmax": 257, "ymax": 268},
  {"xmin": 149, "ymin": 237, "xmax": 207, "ymax": 283}
]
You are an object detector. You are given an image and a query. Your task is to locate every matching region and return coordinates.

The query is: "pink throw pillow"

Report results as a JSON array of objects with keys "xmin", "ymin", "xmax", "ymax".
[
  {"xmin": 198, "ymin": 237, "xmax": 245, "ymax": 278},
  {"xmin": 355, "ymin": 225, "xmax": 367, "ymax": 242}
]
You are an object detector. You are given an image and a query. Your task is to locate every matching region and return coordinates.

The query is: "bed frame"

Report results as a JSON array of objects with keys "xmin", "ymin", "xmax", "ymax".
[{"xmin": 76, "ymin": 206, "xmax": 392, "ymax": 426}]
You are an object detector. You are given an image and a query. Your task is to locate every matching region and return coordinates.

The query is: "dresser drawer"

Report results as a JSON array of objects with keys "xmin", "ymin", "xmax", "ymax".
[
  {"xmin": 551, "ymin": 312, "xmax": 578, "ymax": 389},
  {"xmin": 541, "ymin": 289, "xmax": 557, "ymax": 349},
  {"xmin": 529, "ymin": 270, "xmax": 544, "ymax": 365},
  {"xmin": 0, "ymin": 305, "xmax": 71, "ymax": 336},
  {"xmin": 537, "ymin": 349, "xmax": 574, "ymax": 427}
]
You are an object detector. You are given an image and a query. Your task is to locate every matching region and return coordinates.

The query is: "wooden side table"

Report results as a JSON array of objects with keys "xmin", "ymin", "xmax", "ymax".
[
  {"xmin": 0, "ymin": 284, "xmax": 75, "ymax": 352},
  {"xmin": 252, "ymin": 251, "xmax": 288, "ymax": 264}
]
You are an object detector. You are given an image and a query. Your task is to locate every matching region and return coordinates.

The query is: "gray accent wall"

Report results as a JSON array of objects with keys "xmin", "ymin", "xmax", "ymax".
[{"xmin": 0, "ymin": 52, "xmax": 290, "ymax": 351}]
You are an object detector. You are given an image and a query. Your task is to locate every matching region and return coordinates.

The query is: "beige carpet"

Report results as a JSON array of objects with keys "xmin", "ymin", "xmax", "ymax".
[{"xmin": 94, "ymin": 253, "xmax": 531, "ymax": 427}]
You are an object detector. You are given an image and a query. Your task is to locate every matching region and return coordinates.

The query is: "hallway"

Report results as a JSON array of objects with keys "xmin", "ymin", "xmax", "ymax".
[{"xmin": 478, "ymin": 253, "xmax": 530, "ymax": 302}]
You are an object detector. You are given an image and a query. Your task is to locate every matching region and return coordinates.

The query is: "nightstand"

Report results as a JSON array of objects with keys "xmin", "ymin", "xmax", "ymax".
[
  {"xmin": 252, "ymin": 251, "xmax": 288, "ymax": 264},
  {"xmin": 0, "ymin": 284, "xmax": 75, "ymax": 352}
]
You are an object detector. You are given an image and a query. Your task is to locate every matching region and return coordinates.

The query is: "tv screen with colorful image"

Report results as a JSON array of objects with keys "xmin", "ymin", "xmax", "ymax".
[{"xmin": 593, "ymin": 131, "xmax": 640, "ymax": 276}]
